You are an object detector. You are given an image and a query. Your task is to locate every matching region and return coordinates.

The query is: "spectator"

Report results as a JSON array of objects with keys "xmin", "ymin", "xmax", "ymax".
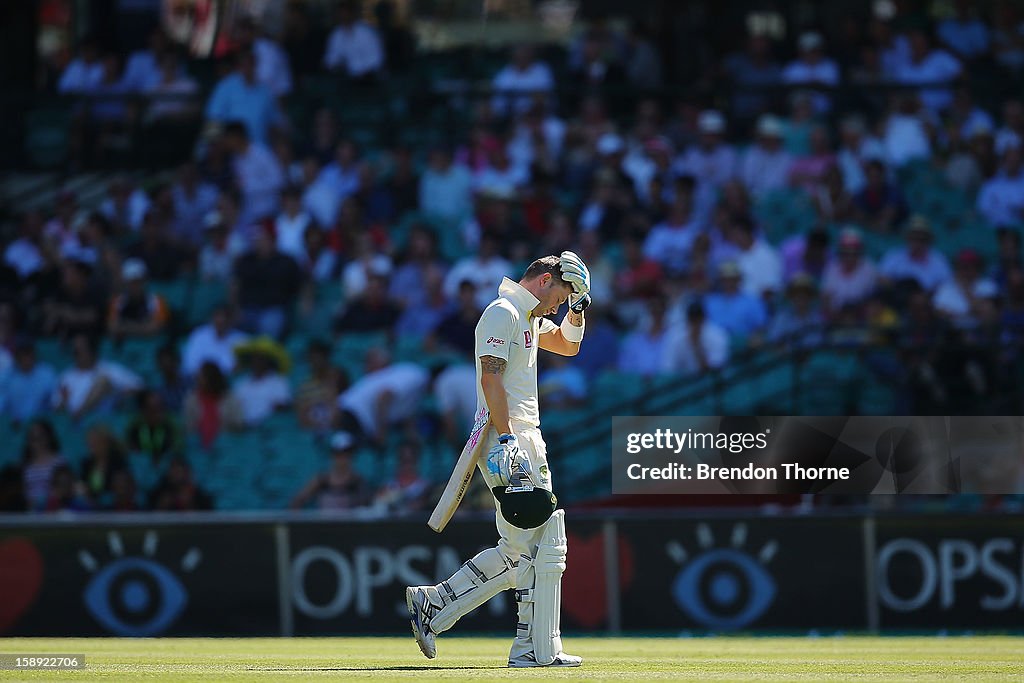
[
  {"xmin": 336, "ymin": 349, "xmax": 429, "ymax": 447},
  {"xmin": 79, "ymin": 425, "xmax": 128, "ymax": 507},
  {"xmin": 444, "ymin": 235, "xmax": 513, "ymax": 309},
  {"xmin": 729, "ymin": 214, "xmax": 783, "ymax": 298},
  {"xmin": 197, "ymin": 212, "xmax": 239, "ymax": 282},
  {"xmin": 569, "ymin": 34, "xmax": 626, "ymax": 89},
  {"xmin": 663, "ymin": 300, "xmax": 730, "ymax": 375},
  {"xmin": 879, "ymin": 217, "xmax": 954, "ymax": 292},
  {"xmin": 295, "ymin": 340, "xmax": 345, "ymax": 434},
  {"xmin": 107, "ymin": 259, "xmax": 170, "ymax": 339},
  {"xmin": 231, "ymin": 337, "xmax": 292, "ymax": 426},
  {"xmin": 373, "ymin": 439, "xmax": 431, "ymax": 513},
  {"xmin": 124, "ymin": 211, "xmax": 189, "ymax": 282},
  {"xmin": 335, "ymin": 272, "xmax": 401, "ymax": 334},
  {"xmin": 933, "ymin": 249, "xmax": 999, "ymax": 328},
  {"xmin": 317, "ymin": 140, "xmax": 362, "ymax": 213},
  {"xmin": 949, "ymin": 87, "xmax": 996, "ymax": 141},
  {"xmin": 976, "ymin": 140, "xmax": 1024, "ymax": 228},
  {"xmin": 703, "ymin": 261, "xmax": 769, "ymax": 342},
  {"xmin": 232, "ymin": 224, "xmax": 304, "ymax": 339},
  {"xmin": 996, "ymin": 99, "xmax": 1024, "ymax": 155},
  {"xmin": 121, "ymin": 28, "xmax": 168, "ymax": 92},
  {"xmin": 53, "ymin": 335, "xmax": 143, "ymax": 419},
  {"xmin": 21, "ymin": 419, "xmax": 66, "ymax": 512},
  {"xmin": 938, "ymin": 0, "xmax": 990, "ymax": 62},
  {"xmin": 154, "ymin": 344, "xmax": 188, "ymax": 412},
  {"xmin": 44, "ymin": 465, "xmax": 91, "ymax": 512},
  {"xmin": 125, "ymin": 390, "xmax": 182, "ymax": 464},
  {"xmin": 205, "ymin": 49, "xmax": 281, "ymax": 144},
  {"xmin": 42, "ymin": 259, "xmax": 107, "ymax": 341},
  {"xmin": 0, "ymin": 339, "xmax": 58, "ymax": 425},
  {"xmin": 767, "ymin": 274, "xmax": 825, "ymax": 348},
  {"xmin": 673, "ymin": 110, "xmax": 737, "ymax": 222},
  {"xmin": 294, "ymin": 221, "xmax": 337, "ymax": 284},
  {"xmin": 144, "ymin": 51, "xmax": 200, "ymax": 123},
  {"xmin": 291, "ymin": 431, "xmax": 369, "ymax": 510},
  {"xmin": 855, "ymin": 158, "xmax": 909, "ymax": 232},
  {"xmin": 618, "ymin": 295, "xmax": 671, "ymax": 377},
  {"xmin": 616, "ymin": 231, "xmax": 664, "ymax": 302},
  {"xmin": 4, "ymin": 210, "xmax": 47, "ymax": 280},
  {"xmin": 789, "ymin": 126, "xmax": 836, "ymax": 193},
  {"xmin": 836, "ymin": 116, "xmax": 885, "ymax": 195},
  {"xmin": 235, "ymin": 17, "xmax": 293, "ymax": 97},
  {"xmin": 539, "ymin": 353, "xmax": 588, "ymax": 408},
  {"xmin": 432, "ymin": 280, "xmax": 480, "ymax": 358},
  {"xmin": 323, "ymin": 0, "xmax": 384, "ymax": 82},
  {"xmin": 780, "ymin": 227, "xmax": 831, "ymax": 284},
  {"xmin": 433, "ymin": 363, "xmax": 477, "ymax": 443},
  {"xmin": 390, "ymin": 226, "xmax": 446, "ymax": 310},
  {"xmin": 275, "ymin": 186, "xmax": 312, "ymax": 261},
  {"xmin": 150, "ymin": 457, "xmax": 213, "ymax": 511},
  {"xmin": 822, "ymin": 228, "xmax": 879, "ymax": 314},
  {"xmin": 882, "ymin": 95, "xmax": 933, "ymax": 167},
  {"xmin": 99, "ymin": 177, "xmax": 150, "ymax": 234},
  {"xmin": 182, "ymin": 305, "xmax": 248, "ymax": 376},
  {"xmin": 782, "ymin": 31, "xmax": 840, "ymax": 113},
  {"xmin": 945, "ymin": 121, "xmax": 995, "ymax": 195},
  {"xmin": 396, "ymin": 265, "xmax": 451, "ymax": 337},
  {"xmin": 184, "ymin": 361, "xmax": 244, "ymax": 448},
  {"xmin": 642, "ymin": 189, "xmax": 701, "ymax": 276},
  {"xmin": 492, "ymin": 44, "xmax": 555, "ymax": 117},
  {"xmin": 812, "ymin": 164, "xmax": 856, "ymax": 224},
  {"xmin": 894, "ymin": 27, "xmax": 962, "ymax": 113},
  {"xmin": 171, "ymin": 162, "xmax": 220, "ymax": 247},
  {"xmin": 222, "ymin": 121, "xmax": 285, "ymax": 226},
  {"xmin": 58, "ymin": 38, "xmax": 103, "ymax": 93},
  {"xmin": 723, "ymin": 33, "xmax": 782, "ymax": 121},
  {"xmin": 739, "ymin": 115, "xmax": 792, "ymax": 197},
  {"xmin": 622, "ymin": 22, "xmax": 663, "ymax": 89},
  {"xmin": 340, "ymin": 232, "xmax": 392, "ymax": 299}
]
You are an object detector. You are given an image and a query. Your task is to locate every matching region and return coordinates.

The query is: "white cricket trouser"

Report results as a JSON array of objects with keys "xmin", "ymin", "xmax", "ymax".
[{"xmin": 428, "ymin": 420, "xmax": 556, "ymax": 635}]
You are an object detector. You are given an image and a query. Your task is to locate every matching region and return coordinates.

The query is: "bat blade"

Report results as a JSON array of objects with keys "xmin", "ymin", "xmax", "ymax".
[{"xmin": 428, "ymin": 408, "xmax": 490, "ymax": 533}]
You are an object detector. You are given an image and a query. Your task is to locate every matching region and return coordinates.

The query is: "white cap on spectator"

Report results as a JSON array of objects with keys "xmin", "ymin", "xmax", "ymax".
[
  {"xmin": 597, "ymin": 133, "xmax": 625, "ymax": 155},
  {"xmin": 997, "ymin": 131, "xmax": 1022, "ymax": 155},
  {"xmin": 966, "ymin": 119, "xmax": 994, "ymax": 139},
  {"xmin": 799, "ymin": 31, "xmax": 824, "ymax": 52},
  {"xmin": 122, "ymin": 258, "xmax": 148, "ymax": 281},
  {"xmin": 874, "ymin": 0, "xmax": 897, "ymax": 20},
  {"xmin": 203, "ymin": 210, "xmax": 225, "ymax": 230},
  {"xmin": 698, "ymin": 110, "xmax": 726, "ymax": 134},
  {"xmin": 756, "ymin": 115, "xmax": 784, "ymax": 138},
  {"xmin": 330, "ymin": 431, "xmax": 356, "ymax": 451}
]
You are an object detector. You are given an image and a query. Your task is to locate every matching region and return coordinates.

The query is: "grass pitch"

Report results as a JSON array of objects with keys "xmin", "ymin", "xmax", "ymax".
[{"xmin": 1, "ymin": 636, "xmax": 1021, "ymax": 681}]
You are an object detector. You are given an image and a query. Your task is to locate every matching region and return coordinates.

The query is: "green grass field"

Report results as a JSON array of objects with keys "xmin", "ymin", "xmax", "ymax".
[{"xmin": 0, "ymin": 636, "xmax": 1021, "ymax": 681}]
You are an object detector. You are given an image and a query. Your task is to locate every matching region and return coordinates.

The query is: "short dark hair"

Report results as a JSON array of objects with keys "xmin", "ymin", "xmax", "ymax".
[
  {"xmin": 223, "ymin": 121, "xmax": 248, "ymax": 140},
  {"xmin": 522, "ymin": 255, "xmax": 567, "ymax": 285}
]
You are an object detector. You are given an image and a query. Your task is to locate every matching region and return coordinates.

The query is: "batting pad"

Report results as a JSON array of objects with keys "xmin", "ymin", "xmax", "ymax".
[
  {"xmin": 527, "ymin": 509, "xmax": 567, "ymax": 664},
  {"xmin": 430, "ymin": 547, "xmax": 516, "ymax": 634}
]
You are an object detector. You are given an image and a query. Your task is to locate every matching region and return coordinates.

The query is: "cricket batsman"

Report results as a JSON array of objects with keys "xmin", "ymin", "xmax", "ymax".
[{"xmin": 406, "ymin": 251, "xmax": 591, "ymax": 667}]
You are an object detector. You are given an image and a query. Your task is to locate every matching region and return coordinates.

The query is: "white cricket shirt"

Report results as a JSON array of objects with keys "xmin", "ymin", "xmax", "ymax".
[{"xmin": 475, "ymin": 277, "xmax": 557, "ymax": 427}]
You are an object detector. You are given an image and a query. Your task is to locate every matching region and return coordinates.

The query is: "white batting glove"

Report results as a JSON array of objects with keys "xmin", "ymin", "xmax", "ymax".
[
  {"xmin": 559, "ymin": 250, "xmax": 591, "ymax": 297},
  {"xmin": 486, "ymin": 433, "xmax": 519, "ymax": 487}
]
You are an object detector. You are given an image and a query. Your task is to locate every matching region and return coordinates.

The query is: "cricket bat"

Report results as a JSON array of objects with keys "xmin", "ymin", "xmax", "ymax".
[{"xmin": 428, "ymin": 408, "xmax": 491, "ymax": 533}]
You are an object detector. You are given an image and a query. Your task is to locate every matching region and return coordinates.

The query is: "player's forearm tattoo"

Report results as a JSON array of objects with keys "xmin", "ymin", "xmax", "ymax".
[{"xmin": 481, "ymin": 356, "xmax": 507, "ymax": 374}]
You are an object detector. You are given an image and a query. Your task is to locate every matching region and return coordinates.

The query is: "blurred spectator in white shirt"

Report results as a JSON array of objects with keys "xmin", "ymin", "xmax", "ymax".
[
  {"xmin": 740, "ymin": 115, "xmax": 792, "ymax": 197},
  {"xmin": 879, "ymin": 217, "xmax": 953, "ymax": 292},
  {"xmin": 223, "ymin": 121, "xmax": 285, "ymax": 225},
  {"xmin": 673, "ymin": 110, "xmax": 737, "ymax": 222},
  {"xmin": 976, "ymin": 140, "xmax": 1024, "ymax": 227},
  {"xmin": 99, "ymin": 177, "xmax": 150, "ymax": 234},
  {"xmin": 58, "ymin": 38, "xmax": 104, "ymax": 93},
  {"xmin": 883, "ymin": 95, "xmax": 933, "ymax": 167},
  {"xmin": 121, "ymin": 28, "xmax": 168, "ymax": 92},
  {"xmin": 782, "ymin": 32, "xmax": 840, "ymax": 114},
  {"xmin": 937, "ymin": 0, "xmax": 991, "ymax": 62},
  {"xmin": 618, "ymin": 295, "xmax": 671, "ymax": 377},
  {"xmin": 933, "ymin": 249, "xmax": 999, "ymax": 328},
  {"xmin": 231, "ymin": 343, "xmax": 292, "ymax": 426},
  {"xmin": 337, "ymin": 350, "xmax": 429, "ymax": 446},
  {"xmin": 420, "ymin": 146, "xmax": 474, "ymax": 225},
  {"xmin": 894, "ymin": 28, "xmax": 962, "ymax": 113},
  {"xmin": 323, "ymin": 1, "xmax": 384, "ymax": 80},
  {"xmin": 52, "ymin": 335, "xmax": 143, "ymax": 419},
  {"xmin": 144, "ymin": 52, "xmax": 200, "ymax": 123},
  {"xmin": 730, "ymin": 215, "xmax": 783, "ymax": 298},
  {"xmin": 275, "ymin": 186, "xmax": 311, "ymax": 261},
  {"xmin": 182, "ymin": 306, "xmax": 248, "ymax": 376},
  {"xmin": 996, "ymin": 99, "xmax": 1024, "ymax": 155},
  {"xmin": 171, "ymin": 162, "xmax": 220, "ymax": 247},
  {"xmin": 236, "ymin": 17, "xmax": 293, "ymax": 97},
  {"xmin": 822, "ymin": 228, "xmax": 878, "ymax": 314},
  {"xmin": 663, "ymin": 301, "xmax": 730, "ymax": 375},
  {"xmin": 643, "ymin": 190, "xmax": 701, "ymax": 276},
  {"xmin": 445, "ymin": 235, "xmax": 513, "ymax": 309},
  {"xmin": 836, "ymin": 116, "xmax": 885, "ymax": 194},
  {"xmin": 492, "ymin": 44, "xmax": 555, "ymax": 117}
]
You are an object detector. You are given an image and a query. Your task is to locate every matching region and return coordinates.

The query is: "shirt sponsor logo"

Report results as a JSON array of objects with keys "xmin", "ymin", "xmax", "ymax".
[
  {"xmin": 524, "ymin": 331, "xmax": 533, "ymax": 348},
  {"xmin": 486, "ymin": 337, "xmax": 506, "ymax": 346}
]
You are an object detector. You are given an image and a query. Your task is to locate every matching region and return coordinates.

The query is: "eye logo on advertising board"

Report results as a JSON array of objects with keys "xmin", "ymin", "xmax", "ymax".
[
  {"xmin": 667, "ymin": 523, "xmax": 777, "ymax": 629},
  {"xmin": 79, "ymin": 530, "xmax": 200, "ymax": 636}
]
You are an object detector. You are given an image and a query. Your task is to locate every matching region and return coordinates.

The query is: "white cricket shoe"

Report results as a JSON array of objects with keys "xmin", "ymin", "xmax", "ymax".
[
  {"xmin": 405, "ymin": 586, "xmax": 437, "ymax": 659},
  {"xmin": 508, "ymin": 652, "xmax": 583, "ymax": 668}
]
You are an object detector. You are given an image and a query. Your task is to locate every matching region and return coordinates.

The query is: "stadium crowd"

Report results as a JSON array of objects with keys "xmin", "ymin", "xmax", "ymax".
[{"xmin": 3, "ymin": 0, "xmax": 1024, "ymax": 512}]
